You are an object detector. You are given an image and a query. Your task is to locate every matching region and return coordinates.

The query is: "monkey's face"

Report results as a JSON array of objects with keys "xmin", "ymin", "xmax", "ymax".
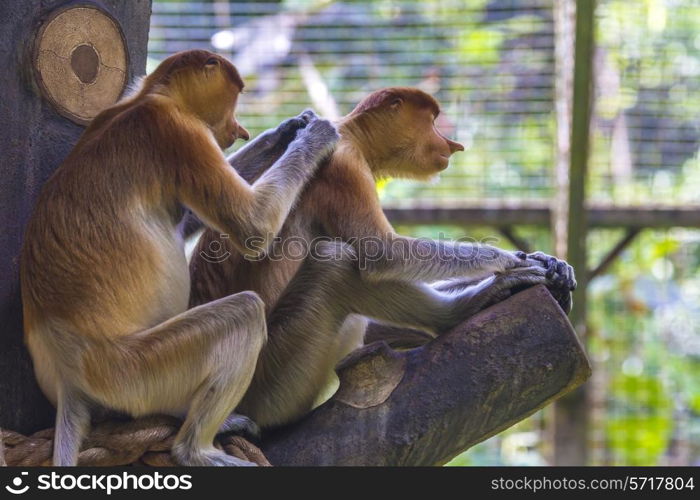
[
  {"xmin": 422, "ymin": 109, "xmax": 464, "ymax": 174},
  {"xmin": 213, "ymin": 99, "xmax": 250, "ymax": 150},
  {"xmin": 150, "ymin": 51, "xmax": 251, "ymax": 148},
  {"xmin": 395, "ymin": 104, "xmax": 464, "ymax": 179},
  {"xmin": 346, "ymin": 88, "xmax": 464, "ymax": 180},
  {"xmin": 204, "ymin": 57, "xmax": 250, "ymax": 148},
  {"xmin": 192, "ymin": 56, "xmax": 250, "ymax": 149}
]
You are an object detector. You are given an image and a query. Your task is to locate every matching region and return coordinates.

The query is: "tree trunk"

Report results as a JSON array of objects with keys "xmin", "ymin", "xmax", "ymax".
[{"xmin": 0, "ymin": 0, "xmax": 152, "ymax": 434}]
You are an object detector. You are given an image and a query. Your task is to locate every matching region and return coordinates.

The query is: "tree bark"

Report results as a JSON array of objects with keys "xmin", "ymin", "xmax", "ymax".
[{"xmin": 261, "ymin": 285, "xmax": 590, "ymax": 466}]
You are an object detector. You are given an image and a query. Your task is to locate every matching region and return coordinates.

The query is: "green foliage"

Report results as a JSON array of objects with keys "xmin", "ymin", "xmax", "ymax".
[
  {"xmin": 612, "ymin": 373, "xmax": 667, "ymax": 403},
  {"xmin": 458, "ymin": 29, "xmax": 505, "ymax": 66},
  {"xmin": 606, "ymin": 416, "xmax": 672, "ymax": 465}
]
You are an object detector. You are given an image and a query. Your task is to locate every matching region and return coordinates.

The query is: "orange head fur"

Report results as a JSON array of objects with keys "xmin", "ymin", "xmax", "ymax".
[
  {"xmin": 142, "ymin": 50, "xmax": 249, "ymax": 148},
  {"xmin": 339, "ymin": 87, "xmax": 464, "ymax": 179}
]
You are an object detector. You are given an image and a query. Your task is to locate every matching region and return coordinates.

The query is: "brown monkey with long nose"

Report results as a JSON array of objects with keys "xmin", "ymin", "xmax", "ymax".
[
  {"xmin": 20, "ymin": 50, "xmax": 338, "ymax": 466},
  {"xmin": 190, "ymin": 87, "xmax": 576, "ymax": 430}
]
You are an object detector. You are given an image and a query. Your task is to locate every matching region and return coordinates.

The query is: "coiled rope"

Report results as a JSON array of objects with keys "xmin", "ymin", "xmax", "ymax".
[{"xmin": 0, "ymin": 415, "xmax": 270, "ymax": 466}]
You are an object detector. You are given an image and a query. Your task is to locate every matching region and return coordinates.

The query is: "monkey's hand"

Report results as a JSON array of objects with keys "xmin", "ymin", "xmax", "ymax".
[
  {"xmin": 229, "ymin": 109, "xmax": 320, "ymax": 183},
  {"xmin": 272, "ymin": 109, "xmax": 318, "ymax": 144},
  {"xmin": 289, "ymin": 117, "xmax": 340, "ymax": 167},
  {"xmin": 250, "ymin": 109, "xmax": 318, "ymax": 150},
  {"xmin": 502, "ymin": 251, "xmax": 575, "ymax": 313}
]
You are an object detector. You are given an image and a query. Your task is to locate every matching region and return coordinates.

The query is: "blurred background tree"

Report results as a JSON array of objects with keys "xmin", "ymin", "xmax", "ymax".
[{"xmin": 147, "ymin": 0, "xmax": 700, "ymax": 465}]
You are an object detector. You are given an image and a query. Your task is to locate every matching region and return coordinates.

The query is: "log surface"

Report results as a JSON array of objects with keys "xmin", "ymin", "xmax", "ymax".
[{"xmin": 261, "ymin": 285, "xmax": 590, "ymax": 466}]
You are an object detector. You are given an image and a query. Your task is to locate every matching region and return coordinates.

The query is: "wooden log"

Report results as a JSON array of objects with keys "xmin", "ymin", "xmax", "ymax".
[{"xmin": 261, "ymin": 285, "xmax": 590, "ymax": 465}]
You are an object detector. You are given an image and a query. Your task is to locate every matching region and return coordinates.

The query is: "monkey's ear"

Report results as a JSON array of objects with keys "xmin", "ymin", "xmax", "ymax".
[
  {"xmin": 389, "ymin": 97, "xmax": 403, "ymax": 109},
  {"xmin": 204, "ymin": 57, "xmax": 220, "ymax": 69}
]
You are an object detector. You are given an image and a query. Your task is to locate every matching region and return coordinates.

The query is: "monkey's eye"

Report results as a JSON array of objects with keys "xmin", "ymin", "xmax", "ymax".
[
  {"xmin": 205, "ymin": 57, "xmax": 220, "ymax": 67},
  {"xmin": 389, "ymin": 97, "xmax": 403, "ymax": 109}
]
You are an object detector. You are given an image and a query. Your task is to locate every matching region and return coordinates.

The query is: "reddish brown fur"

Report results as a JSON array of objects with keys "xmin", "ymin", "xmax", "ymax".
[
  {"xmin": 348, "ymin": 86, "xmax": 440, "ymax": 117},
  {"xmin": 145, "ymin": 50, "xmax": 245, "ymax": 91},
  {"xmin": 187, "ymin": 88, "xmax": 464, "ymax": 427}
]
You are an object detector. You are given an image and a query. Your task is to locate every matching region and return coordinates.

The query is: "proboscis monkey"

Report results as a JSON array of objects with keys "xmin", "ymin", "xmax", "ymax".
[
  {"xmin": 189, "ymin": 87, "xmax": 576, "ymax": 430},
  {"xmin": 20, "ymin": 49, "xmax": 338, "ymax": 466}
]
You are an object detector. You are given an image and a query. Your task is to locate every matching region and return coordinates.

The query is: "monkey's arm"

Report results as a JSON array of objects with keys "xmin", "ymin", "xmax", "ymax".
[
  {"xmin": 179, "ymin": 119, "xmax": 338, "ymax": 257},
  {"xmin": 180, "ymin": 110, "xmax": 319, "ymax": 238},
  {"xmin": 228, "ymin": 110, "xmax": 318, "ymax": 183},
  {"xmin": 319, "ymin": 169, "xmax": 574, "ymax": 288}
]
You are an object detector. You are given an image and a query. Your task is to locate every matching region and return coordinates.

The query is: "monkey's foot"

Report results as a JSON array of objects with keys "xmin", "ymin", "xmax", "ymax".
[
  {"xmin": 504, "ymin": 266, "xmax": 573, "ymax": 314},
  {"xmin": 171, "ymin": 444, "xmax": 257, "ymax": 467},
  {"xmin": 521, "ymin": 251, "xmax": 577, "ymax": 291},
  {"xmin": 217, "ymin": 413, "xmax": 260, "ymax": 439}
]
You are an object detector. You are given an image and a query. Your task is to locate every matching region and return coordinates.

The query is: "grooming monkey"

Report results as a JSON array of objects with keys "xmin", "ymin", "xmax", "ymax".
[
  {"xmin": 189, "ymin": 87, "xmax": 576, "ymax": 429},
  {"xmin": 20, "ymin": 49, "xmax": 338, "ymax": 466}
]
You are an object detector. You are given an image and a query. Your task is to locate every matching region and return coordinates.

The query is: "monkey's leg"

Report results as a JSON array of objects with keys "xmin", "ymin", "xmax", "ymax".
[
  {"xmin": 78, "ymin": 292, "xmax": 266, "ymax": 467},
  {"xmin": 365, "ymin": 275, "xmax": 511, "ymax": 349},
  {"xmin": 236, "ymin": 243, "xmax": 367, "ymax": 427},
  {"xmin": 53, "ymin": 389, "xmax": 91, "ymax": 466},
  {"xmin": 238, "ymin": 244, "xmax": 551, "ymax": 427},
  {"xmin": 235, "ymin": 249, "xmax": 448, "ymax": 428},
  {"xmin": 355, "ymin": 266, "xmax": 556, "ymax": 335},
  {"xmin": 434, "ymin": 269, "xmax": 572, "ymax": 313}
]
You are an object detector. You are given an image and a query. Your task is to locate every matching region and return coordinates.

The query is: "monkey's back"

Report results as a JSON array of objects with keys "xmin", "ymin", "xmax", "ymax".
[
  {"xmin": 21, "ymin": 103, "xmax": 190, "ymax": 342},
  {"xmin": 189, "ymin": 210, "xmax": 312, "ymax": 312}
]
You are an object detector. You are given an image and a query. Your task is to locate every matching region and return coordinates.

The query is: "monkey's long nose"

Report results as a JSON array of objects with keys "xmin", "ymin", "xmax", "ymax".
[
  {"xmin": 447, "ymin": 138, "xmax": 465, "ymax": 154},
  {"xmin": 237, "ymin": 123, "xmax": 250, "ymax": 141}
]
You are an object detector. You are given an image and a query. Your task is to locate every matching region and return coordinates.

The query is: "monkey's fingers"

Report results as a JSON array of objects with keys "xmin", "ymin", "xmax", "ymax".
[
  {"xmin": 548, "ymin": 287, "xmax": 573, "ymax": 314},
  {"xmin": 274, "ymin": 109, "xmax": 320, "ymax": 142},
  {"xmin": 297, "ymin": 108, "xmax": 319, "ymax": 123},
  {"xmin": 549, "ymin": 259, "xmax": 577, "ymax": 291},
  {"xmin": 566, "ymin": 263, "xmax": 577, "ymax": 291},
  {"xmin": 525, "ymin": 251, "xmax": 556, "ymax": 267},
  {"xmin": 277, "ymin": 115, "xmax": 311, "ymax": 138},
  {"xmin": 492, "ymin": 266, "xmax": 575, "ymax": 312},
  {"xmin": 298, "ymin": 119, "xmax": 340, "ymax": 156}
]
